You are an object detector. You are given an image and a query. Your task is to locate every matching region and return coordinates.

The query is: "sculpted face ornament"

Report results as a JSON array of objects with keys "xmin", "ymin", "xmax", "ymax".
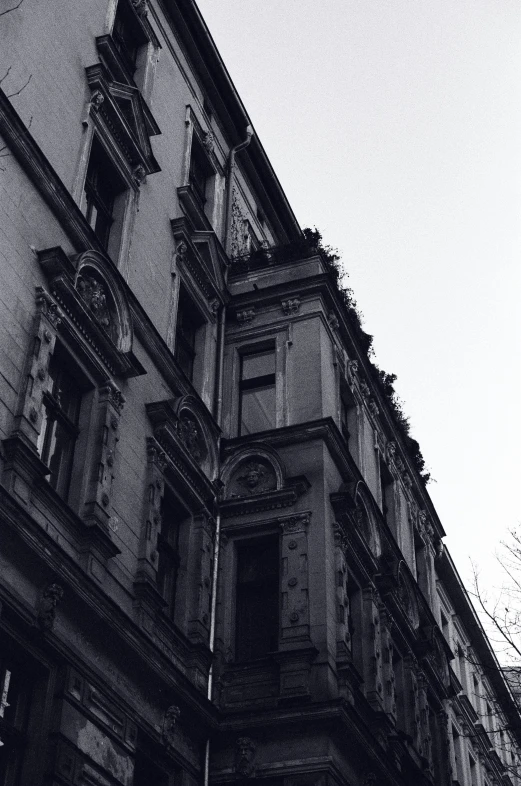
[
  {"xmin": 235, "ymin": 736, "xmax": 256, "ymax": 778},
  {"xmin": 240, "ymin": 462, "xmax": 265, "ymax": 490}
]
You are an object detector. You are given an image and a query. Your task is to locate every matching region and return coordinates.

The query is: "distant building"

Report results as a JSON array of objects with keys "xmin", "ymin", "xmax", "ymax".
[{"xmin": 0, "ymin": 1, "xmax": 519, "ymax": 785}]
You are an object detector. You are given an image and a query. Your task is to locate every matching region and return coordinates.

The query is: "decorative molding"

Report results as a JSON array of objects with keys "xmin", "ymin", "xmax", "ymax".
[
  {"xmin": 281, "ymin": 297, "xmax": 301, "ymax": 316},
  {"xmin": 38, "ymin": 248, "xmax": 145, "ymax": 378},
  {"xmin": 236, "ymin": 308, "xmax": 255, "ymax": 324},
  {"xmin": 278, "ymin": 511, "xmax": 311, "ymax": 533}
]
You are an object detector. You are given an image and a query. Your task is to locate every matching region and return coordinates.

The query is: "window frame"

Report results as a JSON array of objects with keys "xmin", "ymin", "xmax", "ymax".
[
  {"xmin": 36, "ymin": 348, "xmax": 84, "ymax": 500},
  {"xmin": 174, "ymin": 285, "xmax": 206, "ymax": 384},
  {"xmin": 156, "ymin": 485, "xmax": 186, "ymax": 619},
  {"xmin": 234, "ymin": 533, "xmax": 280, "ymax": 662},
  {"xmin": 83, "ymin": 136, "xmax": 128, "ymax": 256},
  {"xmin": 238, "ymin": 343, "xmax": 277, "ymax": 437}
]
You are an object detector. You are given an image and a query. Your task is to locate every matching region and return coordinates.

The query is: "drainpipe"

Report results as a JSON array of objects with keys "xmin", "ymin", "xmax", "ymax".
[{"xmin": 204, "ymin": 125, "xmax": 254, "ymax": 786}]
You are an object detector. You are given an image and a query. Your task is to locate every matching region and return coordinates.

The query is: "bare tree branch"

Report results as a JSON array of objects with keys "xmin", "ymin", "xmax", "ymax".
[
  {"xmin": 0, "ymin": 0, "xmax": 24, "ymax": 18},
  {"xmin": 6, "ymin": 71, "xmax": 31, "ymax": 99}
]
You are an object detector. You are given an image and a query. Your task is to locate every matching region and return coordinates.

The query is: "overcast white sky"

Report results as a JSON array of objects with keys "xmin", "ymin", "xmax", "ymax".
[{"xmin": 195, "ymin": 0, "xmax": 521, "ymax": 590}]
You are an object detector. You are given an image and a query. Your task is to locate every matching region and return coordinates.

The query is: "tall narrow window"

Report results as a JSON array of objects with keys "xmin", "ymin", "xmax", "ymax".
[
  {"xmin": 36, "ymin": 348, "xmax": 82, "ymax": 499},
  {"xmin": 174, "ymin": 287, "xmax": 204, "ymax": 383},
  {"xmin": 112, "ymin": 0, "xmax": 146, "ymax": 77},
  {"xmin": 235, "ymin": 536, "xmax": 279, "ymax": 661},
  {"xmin": 189, "ymin": 135, "xmax": 213, "ymax": 207},
  {"xmin": 84, "ymin": 138, "xmax": 126, "ymax": 251},
  {"xmin": 156, "ymin": 487, "xmax": 184, "ymax": 617},
  {"xmin": 239, "ymin": 346, "xmax": 276, "ymax": 435},
  {"xmin": 0, "ymin": 658, "xmax": 33, "ymax": 783}
]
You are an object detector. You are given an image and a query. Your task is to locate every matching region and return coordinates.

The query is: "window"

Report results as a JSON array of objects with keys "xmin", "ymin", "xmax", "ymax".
[
  {"xmin": 468, "ymin": 754, "xmax": 478, "ymax": 786},
  {"xmin": 0, "ymin": 653, "xmax": 39, "ymax": 785},
  {"xmin": 379, "ymin": 458, "xmax": 394, "ymax": 528},
  {"xmin": 189, "ymin": 135, "xmax": 213, "ymax": 207},
  {"xmin": 36, "ymin": 347, "xmax": 82, "ymax": 499},
  {"xmin": 235, "ymin": 536, "xmax": 279, "ymax": 661},
  {"xmin": 84, "ymin": 138, "xmax": 126, "ymax": 251},
  {"xmin": 156, "ymin": 487, "xmax": 184, "ymax": 617},
  {"xmin": 174, "ymin": 288, "xmax": 205, "ymax": 383},
  {"xmin": 239, "ymin": 346, "xmax": 276, "ymax": 435},
  {"xmin": 451, "ymin": 726, "xmax": 465, "ymax": 784},
  {"xmin": 112, "ymin": 0, "xmax": 146, "ymax": 77}
]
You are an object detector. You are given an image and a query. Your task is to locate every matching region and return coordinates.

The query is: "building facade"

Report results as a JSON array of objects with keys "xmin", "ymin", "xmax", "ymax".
[{"xmin": 0, "ymin": 1, "xmax": 519, "ymax": 785}]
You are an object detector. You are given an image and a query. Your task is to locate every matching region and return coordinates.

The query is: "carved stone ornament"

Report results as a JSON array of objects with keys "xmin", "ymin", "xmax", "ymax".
[
  {"xmin": 235, "ymin": 736, "xmax": 256, "ymax": 778},
  {"xmin": 77, "ymin": 274, "xmax": 111, "ymax": 329},
  {"xmin": 106, "ymin": 383, "xmax": 125, "ymax": 415},
  {"xmin": 360, "ymin": 379, "xmax": 371, "ymax": 398},
  {"xmin": 328, "ymin": 312, "xmax": 339, "ymax": 331},
  {"xmin": 236, "ymin": 308, "xmax": 255, "ymax": 324},
  {"xmin": 333, "ymin": 520, "xmax": 350, "ymax": 555},
  {"xmin": 90, "ymin": 89, "xmax": 104, "ymax": 112},
  {"xmin": 162, "ymin": 704, "xmax": 180, "ymax": 748},
  {"xmin": 279, "ymin": 512, "xmax": 311, "ymax": 533},
  {"xmin": 37, "ymin": 582, "xmax": 64, "ymax": 631},
  {"xmin": 281, "ymin": 297, "xmax": 301, "ymax": 316},
  {"xmin": 175, "ymin": 240, "xmax": 188, "ymax": 265},
  {"xmin": 202, "ymin": 130, "xmax": 215, "ymax": 154},
  {"xmin": 386, "ymin": 440, "xmax": 396, "ymax": 458},
  {"xmin": 177, "ymin": 412, "xmax": 203, "ymax": 464},
  {"xmin": 230, "ymin": 460, "xmax": 277, "ymax": 497},
  {"xmin": 131, "ymin": 0, "xmax": 147, "ymax": 17},
  {"xmin": 346, "ymin": 359, "xmax": 358, "ymax": 382},
  {"xmin": 368, "ymin": 399, "xmax": 379, "ymax": 417},
  {"xmin": 132, "ymin": 163, "xmax": 147, "ymax": 185},
  {"xmin": 230, "ymin": 191, "xmax": 250, "ymax": 258},
  {"xmin": 36, "ymin": 286, "xmax": 62, "ymax": 328}
]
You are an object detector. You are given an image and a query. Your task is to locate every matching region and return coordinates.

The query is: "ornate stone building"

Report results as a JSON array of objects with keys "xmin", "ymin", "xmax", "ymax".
[{"xmin": 0, "ymin": 1, "xmax": 519, "ymax": 785}]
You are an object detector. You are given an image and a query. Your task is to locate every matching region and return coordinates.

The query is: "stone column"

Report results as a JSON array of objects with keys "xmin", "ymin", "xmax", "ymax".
[
  {"xmin": 83, "ymin": 380, "xmax": 124, "ymax": 533},
  {"xmin": 186, "ymin": 511, "xmax": 215, "ymax": 645},
  {"xmin": 361, "ymin": 586, "xmax": 384, "ymax": 710},
  {"xmin": 2, "ymin": 288, "xmax": 62, "ymax": 499},
  {"xmin": 275, "ymin": 512, "xmax": 317, "ymax": 700}
]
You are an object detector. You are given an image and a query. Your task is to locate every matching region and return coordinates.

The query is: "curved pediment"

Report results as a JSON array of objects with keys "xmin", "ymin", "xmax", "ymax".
[
  {"xmin": 37, "ymin": 246, "xmax": 144, "ymax": 378},
  {"xmin": 220, "ymin": 445, "xmax": 308, "ymax": 517},
  {"xmin": 75, "ymin": 250, "xmax": 133, "ymax": 353}
]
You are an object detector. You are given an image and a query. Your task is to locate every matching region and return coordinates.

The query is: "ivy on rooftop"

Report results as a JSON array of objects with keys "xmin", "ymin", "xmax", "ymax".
[{"xmin": 302, "ymin": 227, "xmax": 431, "ymax": 486}]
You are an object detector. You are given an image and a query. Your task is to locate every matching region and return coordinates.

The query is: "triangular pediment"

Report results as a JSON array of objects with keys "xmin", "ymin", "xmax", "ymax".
[{"xmin": 86, "ymin": 63, "xmax": 160, "ymax": 176}]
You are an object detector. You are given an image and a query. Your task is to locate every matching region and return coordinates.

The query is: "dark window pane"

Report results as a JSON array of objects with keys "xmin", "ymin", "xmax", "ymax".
[
  {"xmin": 112, "ymin": 0, "xmax": 142, "ymax": 75},
  {"xmin": 37, "ymin": 351, "xmax": 82, "ymax": 500},
  {"xmin": 236, "ymin": 538, "xmax": 279, "ymax": 661},
  {"xmin": 174, "ymin": 290, "xmax": 204, "ymax": 383},
  {"xmin": 189, "ymin": 137, "xmax": 212, "ymax": 206},
  {"xmin": 241, "ymin": 349, "xmax": 275, "ymax": 381},
  {"xmin": 240, "ymin": 386, "xmax": 276, "ymax": 435},
  {"xmin": 157, "ymin": 489, "xmax": 184, "ymax": 616},
  {"xmin": 84, "ymin": 139, "xmax": 124, "ymax": 250}
]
